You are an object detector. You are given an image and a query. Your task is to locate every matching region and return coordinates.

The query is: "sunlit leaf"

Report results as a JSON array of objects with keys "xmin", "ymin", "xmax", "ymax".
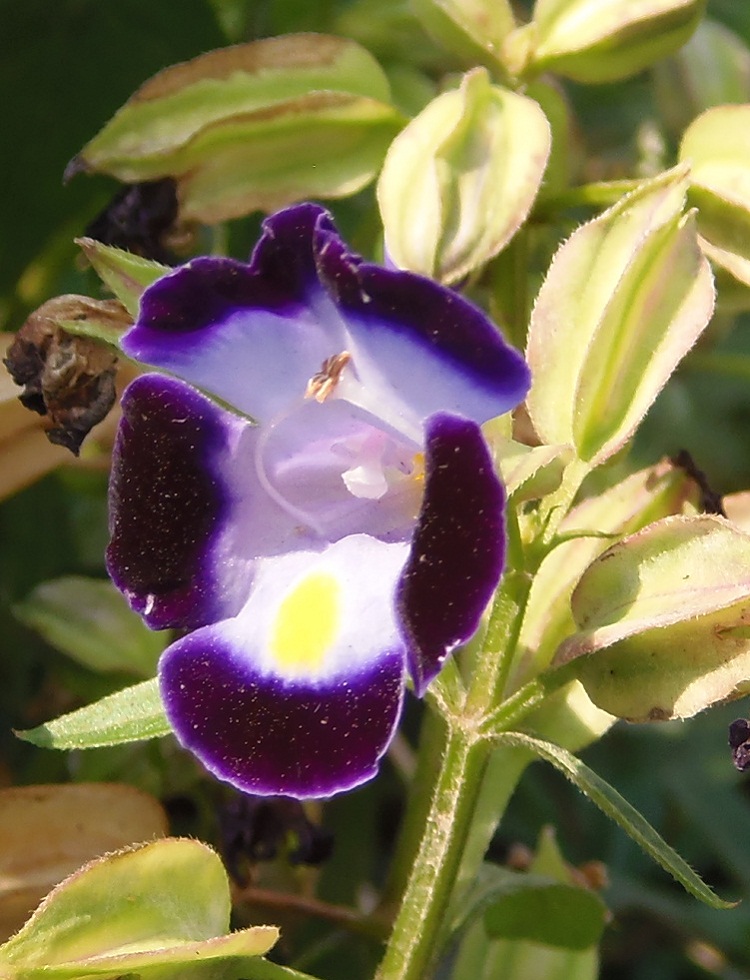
[{"xmin": 17, "ymin": 678, "xmax": 170, "ymax": 750}]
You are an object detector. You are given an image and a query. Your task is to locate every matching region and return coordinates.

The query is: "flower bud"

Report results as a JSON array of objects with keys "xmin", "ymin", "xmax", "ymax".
[
  {"xmin": 377, "ymin": 68, "xmax": 550, "ymax": 282},
  {"xmin": 555, "ymin": 515, "xmax": 750, "ymax": 721},
  {"xmin": 65, "ymin": 35, "xmax": 404, "ymax": 223},
  {"xmin": 526, "ymin": 0, "xmax": 705, "ymax": 84},
  {"xmin": 521, "ymin": 460, "xmax": 699, "ymax": 673},
  {"xmin": 680, "ymin": 104, "xmax": 750, "ymax": 289},
  {"xmin": 526, "ymin": 167, "xmax": 715, "ymax": 466}
]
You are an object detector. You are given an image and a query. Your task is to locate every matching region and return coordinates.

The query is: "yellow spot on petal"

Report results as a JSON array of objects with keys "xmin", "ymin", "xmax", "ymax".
[{"xmin": 271, "ymin": 573, "xmax": 341, "ymax": 674}]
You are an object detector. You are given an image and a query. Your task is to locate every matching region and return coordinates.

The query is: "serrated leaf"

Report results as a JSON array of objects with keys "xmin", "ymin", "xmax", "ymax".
[
  {"xmin": 494, "ymin": 732, "xmax": 734, "ymax": 909},
  {"xmin": 15, "ymin": 577, "xmax": 165, "ymax": 677},
  {"xmin": 76, "ymin": 238, "xmax": 169, "ymax": 318},
  {"xmin": 0, "ymin": 838, "xmax": 278, "ymax": 980},
  {"xmin": 17, "ymin": 679, "xmax": 170, "ymax": 750}
]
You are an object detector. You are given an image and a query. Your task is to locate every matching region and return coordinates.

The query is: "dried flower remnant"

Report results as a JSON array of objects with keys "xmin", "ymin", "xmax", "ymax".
[
  {"xmin": 3, "ymin": 297, "xmax": 128, "ymax": 454},
  {"xmin": 83, "ymin": 178, "xmax": 187, "ymax": 265},
  {"xmin": 670, "ymin": 449, "xmax": 726, "ymax": 516}
]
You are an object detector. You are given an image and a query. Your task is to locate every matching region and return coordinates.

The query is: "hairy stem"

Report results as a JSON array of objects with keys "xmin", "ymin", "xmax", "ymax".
[{"xmin": 374, "ymin": 726, "xmax": 491, "ymax": 980}]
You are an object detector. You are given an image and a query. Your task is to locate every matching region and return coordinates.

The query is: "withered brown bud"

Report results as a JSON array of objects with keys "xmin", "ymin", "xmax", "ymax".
[{"xmin": 3, "ymin": 296, "xmax": 128, "ymax": 455}]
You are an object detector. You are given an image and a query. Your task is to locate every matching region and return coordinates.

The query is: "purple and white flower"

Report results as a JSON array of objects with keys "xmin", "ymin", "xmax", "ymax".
[{"xmin": 107, "ymin": 203, "xmax": 529, "ymax": 798}]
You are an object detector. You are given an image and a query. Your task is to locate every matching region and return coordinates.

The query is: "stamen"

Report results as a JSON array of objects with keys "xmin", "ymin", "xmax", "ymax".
[{"xmin": 305, "ymin": 351, "xmax": 352, "ymax": 403}]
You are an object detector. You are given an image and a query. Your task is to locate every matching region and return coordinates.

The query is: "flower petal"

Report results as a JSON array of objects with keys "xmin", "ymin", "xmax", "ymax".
[
  {"xmin": 121, "ymin": 204, "xmax": 347, "ymax": 421},
  {"xmin": 397, "ymin": 413, "xmax": 506, "ymax": 695},
  {"xmin": 260, "ymin": 397, "xmax": 423, "ymax": 544},
  {"xmin": 314, "ymin": 218, "xmax": 531, "ymax": 441},
  {"xmin": 159, "ymin": 535, "xmax": 408, "ymax": 798},
  {"xmin": 107, "ymin": 373, "xmax": 322, "ymax": 631},
  {"xmin": 107, "ymin": 374, "xmax": 239, "ymax": 629},
  {"xmin": 120, "ymin": 203, "xmax": 530, "ymax": 438}
]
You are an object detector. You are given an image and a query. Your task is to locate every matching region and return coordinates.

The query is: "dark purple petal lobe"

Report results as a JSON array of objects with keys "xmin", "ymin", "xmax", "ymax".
[
  {"xmin": 107, "ymin": 374, "xmax": 236, "ymax": 630},
  {"xmin": 315, "ymin": 218, "xmax": 531, "ymax": 420},
  {"xmin": 134, "ymin": 203, "xmax": 330, "ymax": 339},
  {"xmin": 120, "ymin": 205, "xmax": 347, "ymax": 421},
  {"xmin": 397, "ymin": 413, "xmax": 506, "ymax": 695},
  {"xmin": 159, "ymin": 630, "xmax": 405, "ymax": 798}
]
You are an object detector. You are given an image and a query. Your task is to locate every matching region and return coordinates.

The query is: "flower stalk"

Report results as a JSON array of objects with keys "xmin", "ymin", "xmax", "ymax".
[{"xmin": 376, "ymin": 546, "xmax": 545, "ymax": 979}]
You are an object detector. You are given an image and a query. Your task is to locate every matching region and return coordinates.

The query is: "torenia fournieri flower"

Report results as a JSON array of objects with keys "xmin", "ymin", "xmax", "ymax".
[{"xmin": 107, "ymin": 204, "xmax": 529, "ymax": 798}]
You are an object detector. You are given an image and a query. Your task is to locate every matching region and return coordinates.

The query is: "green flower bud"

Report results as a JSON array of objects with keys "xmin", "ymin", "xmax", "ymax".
[
  {"xmin": 526, "ymin": 167, "xmax": 715, "ymax": 466},
  {"xmin": 555, "ymin": 515, "xmax": 750, "ymax": 721},
  {"xmin": 66, "ymin": 34, "xmax": 404, "ymax": 223},
  {"xmin": 521, "ymin": 460, "xmax": 699, "ymax": 673},
  {"xmin": 680, "ymin": 104, "xmax": 750, "ymax": 289},
  {"xmin": 377, "ymin": 68, "xmax": 550, "ymax": 282},
  {"xmin": 526, "ymin": 0, "xmax": 705, "ymax": 84}
]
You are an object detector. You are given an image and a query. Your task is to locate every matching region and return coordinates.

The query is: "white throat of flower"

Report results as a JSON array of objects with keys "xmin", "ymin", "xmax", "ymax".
[{"xmin": 253, "ymin": 351, "xmax": 423, "ymax": 537}]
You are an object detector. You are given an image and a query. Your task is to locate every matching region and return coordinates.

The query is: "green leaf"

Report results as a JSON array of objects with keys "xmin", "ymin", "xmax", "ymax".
[
  {"xmin": 451, "ymin": 916, "xmax": 598, "ymax": 980},
  {"xmin": 482, "ymin": 875, "xmax": 605, "ymax": 949},
  {"xmin": 76, "ymin": 238, "xmax": 169, "ymax": 318},
  {"xmin": 17, "ymin": 678, "xmax": 171, "ymax": 750},
  {"xmin": 653, "ymin": 19, "xmax": 750, "ymax": 139},
  {"xmin": 0, "ymin": 838, "xmax": 278, "ymax": 980},
  {"xmin": 14, "ymin": 576, "xmax": 165, "ymax": 678},
  {"xmin": 453, "ymin": 866, "xmax": 606, "ymax": 950},
  {"xmin": 483, "ymin": 424, "xmax": 573, "ymax": 502},
  {"xmin": 410, "ymin": 0, "xmax": 515, "ymax": 71},
  {"xmin": 493, "ymin": 732, "xmax": 735, "ymax": 910},
  {"xmin": 520, "ymin": 461, "xmax": 697, "ymax": 673}
]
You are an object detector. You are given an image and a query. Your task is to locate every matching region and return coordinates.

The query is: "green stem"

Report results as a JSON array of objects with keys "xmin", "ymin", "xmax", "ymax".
[
  {"xmin": 376, "ymin": 540, "xmax": 538, "ymax": 978},
  {"xmin": 378, "ymin": 707, "xmax": 452, "ymax": 915},
  {"xmin": 374, "ymin": 727, "xmax": 491, "ymax": 980},
  {"xmin": 464, "ymin": 568, "xmax": 530, "ymax": 714},
  {"xmin": 537, "ymin": 457, "xmax": 591, "ymax": 547}
]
